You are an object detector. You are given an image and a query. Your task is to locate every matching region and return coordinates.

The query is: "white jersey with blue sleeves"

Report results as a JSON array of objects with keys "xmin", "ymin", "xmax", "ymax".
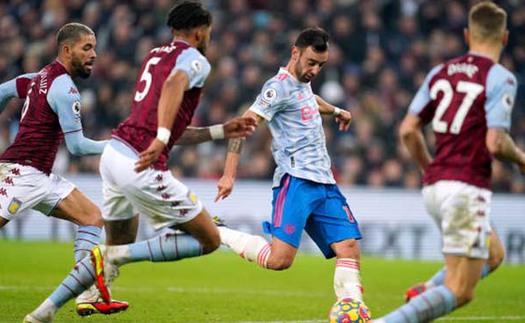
[{"xmin": 249, "ymin": 68, "xmax": 335, "ymax": 187}]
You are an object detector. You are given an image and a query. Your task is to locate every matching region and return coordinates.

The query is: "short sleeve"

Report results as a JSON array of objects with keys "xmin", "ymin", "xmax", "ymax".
[
  {"xmin": 171, "ymin": 47, "xmax": 211, "ymax": 89},
  {"xmin": 408, "ymin": 64, "xmax": 443, "ymax": 116},
  {"xmin": 249, "ymin": 79, "xmax": 287, "ymax": 121},
  {"xmin": 485, "ymin": 64, "xmax": 517, "ymax": 130},
  {"xmin": 47, "ymin": 75, "xmax": 83, "ymax": 133}
]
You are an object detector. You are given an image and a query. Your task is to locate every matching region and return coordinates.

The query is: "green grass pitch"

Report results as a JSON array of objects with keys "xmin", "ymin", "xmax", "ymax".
[{"xmin": 0, "ymin": 240, "xmax": 524, "ymax": 322}]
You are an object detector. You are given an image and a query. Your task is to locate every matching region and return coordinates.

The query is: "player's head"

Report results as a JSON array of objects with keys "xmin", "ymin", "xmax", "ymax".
[
  {"xmin": 56, "ymin": 22, "xmax": 96, "ymax": 79},
  {"xmin": 466, "ymin": 1, "xmax": 508, "ymax": 47},
  {"xmin": 166, "ymin": 1, "xmax": 213, "ymax": 55},
  {"xmin": 289, "ymin": 27, "xmax": 329, "ymax": 83}
]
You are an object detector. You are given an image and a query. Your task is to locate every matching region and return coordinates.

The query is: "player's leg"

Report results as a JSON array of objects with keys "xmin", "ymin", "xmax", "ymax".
[
  {"xmin": 306, "ymin": 184, "xmax": 363, "ymax": 301},
  {"xmin": 104, "ymin": 214, "xmax": 139, "ymax": 245},
  {"xmin": 23, "ymin": 250, "xmax": 108, "ymax": 323},
  {"xmin": 375, "ymin": 181, "xmax": 492, "ymax": 322},
  {"xmin": 219, "ymin": 174, "xmax": 316, "ymax": 269},
  {"xmin": 405, "ymin": 229, "xmax": 505, "ymax": 302},
  {"xmin": 29, "ymin": 178, "xmax": 128, "ymax": 318},
  {"xmin": 0, "ymin": 217, "xmax": 7, "ymax": 228}
]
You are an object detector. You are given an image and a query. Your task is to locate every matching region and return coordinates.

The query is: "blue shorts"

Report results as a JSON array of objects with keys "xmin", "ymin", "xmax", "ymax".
[{"xmin": 264, "ymin": 174, "xmax": 361, "ymax": 259}]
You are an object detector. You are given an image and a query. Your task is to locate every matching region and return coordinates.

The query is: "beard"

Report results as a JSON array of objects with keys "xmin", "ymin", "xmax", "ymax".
[
  {"xmin": 71, "ymin": 56, "xmax": 92, "ymax": 79},
  {"xmin": 294, "ymin": 65, "xmax": 310, "ymax": 83}
]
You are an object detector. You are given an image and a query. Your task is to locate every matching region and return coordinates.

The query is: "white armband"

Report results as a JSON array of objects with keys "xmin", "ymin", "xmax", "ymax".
[
  {"xmin": 209, "ymin": 124, "xmax": 225, "ymax": 140},
  {"xmin": 156, "ymin": 127, "xmax": 171, "ymax": 145},
  {"xmin": 333, "ymin": 107, "xmax": 342, "ymax": 116}
]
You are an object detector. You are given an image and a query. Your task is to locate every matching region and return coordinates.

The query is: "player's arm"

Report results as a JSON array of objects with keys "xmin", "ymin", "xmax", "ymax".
[
  {"xmin": 134, "ymin": 69, "xmax": 187, "ymax": 172},
  {"xmin": 174, "ymin": 117, "xmax": 256, "ymax": 145},
  {"xmin": 214, "ymin": 110, "xmax": 262, "ymax": 202},
  {"xmin": 315, "ymin": 94, "xmax": 352, "ymax": 131},
  {"xmin": 400, "ymin": 65, "xmax": 441, "ymax": 173},
  {"xmin": 0, "ymin": 73, "xmax": 37, "ymax": 113},
  {"xmin": 48, "ymin": 75, "xmax": 107, "ymax": 155},
  {"xmin": 399, "ymin": 113, "xmax": 432, "ymax": 173},
  {"xmin": 486, "ymin": 129, "xmax": 525, "ymax": 173},
  {"xmin": 485, "ymin": 68, "xmax": 525, "ymax": 173}
]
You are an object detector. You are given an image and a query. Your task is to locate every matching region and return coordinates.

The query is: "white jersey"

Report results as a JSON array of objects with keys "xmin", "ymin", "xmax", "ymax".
[{"xmin": 249, "ymin": 68, "xmax": 335, "ymax": 187}]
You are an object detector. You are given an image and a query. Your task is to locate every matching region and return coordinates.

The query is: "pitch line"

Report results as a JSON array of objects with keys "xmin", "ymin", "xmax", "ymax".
[
  {"xmin": 235, "ymin": 317, "xmax": 525, "ymax": 323},
  {"xmin": 2, "ymin": 286, "xmax": 523, "ymax": 322}
]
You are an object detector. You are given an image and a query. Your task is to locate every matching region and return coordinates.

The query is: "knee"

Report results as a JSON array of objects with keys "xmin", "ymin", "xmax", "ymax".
[
  {"xmin": 488, "ymin": 246, "xmax": 505, "ymax": 271},
  {"xmin": 201, "ymin": 231, "xmax": 221, "ymax": 255},
  {"xmin": 332, "ymin": 238, "xmax": 360, "ymax": 259},
  {"xmin": 267, "ymin": 257, "xmax": 293, "ymax": 271},
  {"xmin": 454, "ymin": 289, "xmax": 476, "ymax": 306}
]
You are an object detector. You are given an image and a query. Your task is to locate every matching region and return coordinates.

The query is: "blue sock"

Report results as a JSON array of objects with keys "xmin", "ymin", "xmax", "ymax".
[
  {"xmin": 428, "ymin": 263, "xmax": 490, "ymax": 287},
  {"xmin": 381, "ymin": 285, "xmax": 456, "ymax": 322},
  {"xmin": 128, "ymin": 232, "xmax": 203, "ymax": 262},
  {"xmin": 48, "ymin": 255, "xmax": 96, "ymax": 308},
  {"xmin": 74, "ymin": 226, "xmax": 101, "ymax": 263}
]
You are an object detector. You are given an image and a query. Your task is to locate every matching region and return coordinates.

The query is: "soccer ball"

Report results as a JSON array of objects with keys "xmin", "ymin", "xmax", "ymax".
[{"xmin": 328, "ymin": 297, "xmax": 371, "ymax": 323}]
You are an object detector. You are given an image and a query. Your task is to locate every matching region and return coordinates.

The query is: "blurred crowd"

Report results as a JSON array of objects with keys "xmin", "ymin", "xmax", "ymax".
[{"xmin": 0, "ymin": 0, "xmax": 524, "ymax": 193}]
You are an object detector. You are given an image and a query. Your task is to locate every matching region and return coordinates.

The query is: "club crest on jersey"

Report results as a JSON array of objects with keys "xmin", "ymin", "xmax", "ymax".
[{"xmin": 8, "ymin": 197, "xmax": 22, "ymax": 214}]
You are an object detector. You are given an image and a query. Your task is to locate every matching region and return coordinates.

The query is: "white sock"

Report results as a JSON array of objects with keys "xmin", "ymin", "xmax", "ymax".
[
  {"xmin": 30, "ymin": 298, "xmax": 57, "ymax": 321},
  {"xmin": 218, "ymin": 227, "xmax": 271, "ymax": 268},
  {"xmin": 107, "ymin": 244, "xmax": 131, "ymax": 266},
  {"xmin": 334, "ymin": 258, "xmax": 363, "ymax": 301}
]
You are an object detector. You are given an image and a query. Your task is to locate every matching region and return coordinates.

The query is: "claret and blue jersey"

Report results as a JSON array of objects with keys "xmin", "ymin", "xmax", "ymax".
[{"xmin": 409, "ymin": 52, "xmax": 517, "ymax": 189}]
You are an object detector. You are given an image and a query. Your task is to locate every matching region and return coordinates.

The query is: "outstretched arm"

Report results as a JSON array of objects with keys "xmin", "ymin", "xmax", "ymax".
[
  {"xmin": 0, "ymin": 73, "xmax": 37, "ymax": 113},
  {"xmin": 63, "ymin": 131, "xmax": 108, "ymax": 155},
  {"xmin": 174, "ymin": 116, "xmax": 256, "ymax": 145},
  {"xmin": 215, "ymin": 110, "xmax": 262, "ymax": 202},
  {"xmin": 315, "ymin": 94, "xmax": 352, "ymax": 131},
  {"xmin": 399, "ymin": 113, "xmax": 432, "ymax": 173}
]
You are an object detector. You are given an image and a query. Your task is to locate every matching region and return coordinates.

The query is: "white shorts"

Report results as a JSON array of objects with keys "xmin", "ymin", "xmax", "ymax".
[
  {"xmin": 422, "ymin": 180, "xmax": 492, "ymax": 259},
  {"xmin": 0, "ymin": 163, "xmax": 75, "ymax": 221},
  {"xmin": 99, "ymin": 139, "xmax": 203, "ymax": 230}
]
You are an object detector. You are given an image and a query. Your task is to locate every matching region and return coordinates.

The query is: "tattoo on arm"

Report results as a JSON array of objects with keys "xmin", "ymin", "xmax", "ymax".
[
  {"xmin": 174, "ymin": 127, "xmax": 211, "ymax": 145},
  {"xmin": 228, "ymin": 138, "xmax": 245, "ymax": 153}
]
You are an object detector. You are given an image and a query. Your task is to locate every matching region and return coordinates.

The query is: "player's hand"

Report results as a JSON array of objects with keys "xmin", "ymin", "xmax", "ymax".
[
  {"xmin": 223, "ymin": 116, "xmax": 257, "ymax": 139},
  {"xmin": 214, "ymin": 175, "xmax": 235, "ymax": 202},
  {"xmin": 336, "ymin": 109, "xmax": 352, "ymax": 131},
  {"xmin": 134, "ymin": 139, "xmax": 165, "ymax": 172}
]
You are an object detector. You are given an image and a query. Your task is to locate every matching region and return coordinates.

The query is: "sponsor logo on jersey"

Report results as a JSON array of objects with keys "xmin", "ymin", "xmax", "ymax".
[{"xmin": 8, "ymin": 197, "xmax": 22, "ymax": 214}]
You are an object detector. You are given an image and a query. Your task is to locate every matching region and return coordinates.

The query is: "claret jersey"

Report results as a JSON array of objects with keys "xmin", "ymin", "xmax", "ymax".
[
  {"xmin": 1, "ymin": 61, "xmax": 85, "ymax": 175},
  {"xmin": 409, "ymin": 52, "xmax": 517, "ymax": 189},
  {"xmin": 113, "ymin": 40, "xmax": 211, "ymax": 170}
]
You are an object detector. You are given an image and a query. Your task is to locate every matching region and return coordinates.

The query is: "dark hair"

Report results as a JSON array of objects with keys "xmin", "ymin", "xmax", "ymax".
[
  {"xmin": 56, "ymin": 22, "xmax": 94, "ymax": 48},
  {"xmin": 294, "ymin": 27, "xmax": 329, "ymax": 52},
  {"xmin": 166, "ymin": 1, "xmax": 212, "ymax": 31}
]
